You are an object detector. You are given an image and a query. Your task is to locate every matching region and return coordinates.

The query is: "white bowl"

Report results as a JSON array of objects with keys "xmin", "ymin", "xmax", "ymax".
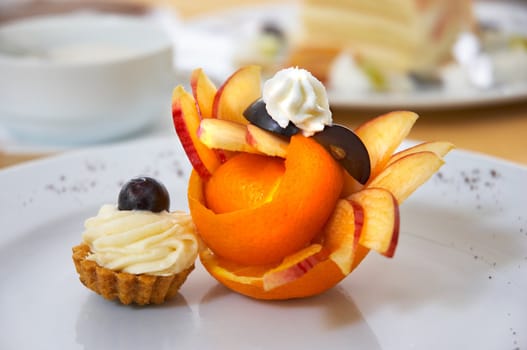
[{"xmin": 0, "ymin": 13, "xmax": 174, "ymax": 145}]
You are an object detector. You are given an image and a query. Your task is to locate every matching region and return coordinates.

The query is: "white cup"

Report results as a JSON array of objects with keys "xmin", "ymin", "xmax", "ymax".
[{"xmin": 0, "ymin": 12, "xmax": 175, "ymax": 145}]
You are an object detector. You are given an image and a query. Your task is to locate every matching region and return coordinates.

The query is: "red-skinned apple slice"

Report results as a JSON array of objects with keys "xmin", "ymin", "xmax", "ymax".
[
  {"xmin": 368, "ymin": 151, "xmax": 444, "ymax": 203},
  {"xmin": 246, "ymin": 124, "xmax": 289, "ymax": 158},
  {"xmin": 198, "ymin": 118, "xmax": 260, "ymax": 154},
  {"xmin": 263, "ymin": 244, "xmax": 324, "ymax": 291},
  {"xmin": 355, "ymin": 111, "xmax": 418, "ymax": 177},
  {"xmin": 190, "ymin": 69, "xmax": 233, "ymax": 163},
  {"xmin": 191, "ymin": 68, "xmax": 217, "ymax": 118},
  {"xmin": 172, "ymin": 86, "xmax": 221, "ymax": 179},
  {"xmin": 387, "ymin": 141, "xmax": 454, "ymax": 166},
  {"xmin": 262, "ymin": 199, "xmax": 366, "ymax": 290},
  {"xmin": 212, "ymin": 65, "xmax": 262, "ymax": 124},
  {"xmin": 325, "ymin": 199, "xmax": 361, "ymax": 275},
  {"xmin": 348, "ymin": 188, "xmax": 399, "ymax": 258}
]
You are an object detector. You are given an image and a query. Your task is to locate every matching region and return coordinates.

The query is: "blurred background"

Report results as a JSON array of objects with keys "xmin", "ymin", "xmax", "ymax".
[{"xmin": 0, "ymin": 0, "xmax": 526, "ymax": 166}]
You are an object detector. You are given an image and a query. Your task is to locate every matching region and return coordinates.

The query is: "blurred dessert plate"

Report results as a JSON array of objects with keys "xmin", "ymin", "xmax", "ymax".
[
  {"xmin": 180, "ymin": 2, "xmax": 527, "ymax": 109},
  {"xmin": 0, "ymin": 12, "xmax": 174, "ymax": 145}
]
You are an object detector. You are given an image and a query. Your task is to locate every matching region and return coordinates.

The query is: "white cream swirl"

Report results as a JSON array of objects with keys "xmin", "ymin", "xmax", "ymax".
[
  {"xmin": 262, "ymin": 67, "xmax": 332, "ymax": 136},
  {"xmin": 82, "ymin": 205, "xmax": 199, "ymax": 276}
]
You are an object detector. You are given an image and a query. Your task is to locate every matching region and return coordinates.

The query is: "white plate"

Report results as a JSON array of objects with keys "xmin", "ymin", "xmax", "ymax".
[
  {"xmin": 1, "ymin": 136, "xmax": 526, "ymax": 349},
  {"xmin": 178, "ymin": 2, "xmax": 527, "ymax": 109}
]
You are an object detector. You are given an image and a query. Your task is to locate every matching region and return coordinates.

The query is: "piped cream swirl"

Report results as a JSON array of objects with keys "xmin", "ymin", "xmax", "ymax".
[
  {"xmin": 262, "ymin": 67, "xmax": 332, "ymax": 136},
  {"xmin": 82, "ymin": 205, "xmax": 198, "ymax": 276}
]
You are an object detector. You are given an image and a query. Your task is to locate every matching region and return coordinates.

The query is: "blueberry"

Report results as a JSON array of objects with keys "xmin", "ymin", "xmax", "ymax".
[
  {"xmin": 118, "ymin": 177, "xmax": 170, "ymax": 213},
  {"xmin": 313, "ymin": 125, "xmax": 371, "ymax": 184},
  {"xmin": 243, "ymin": 99, "xmax": 300, "ymax": 137}
]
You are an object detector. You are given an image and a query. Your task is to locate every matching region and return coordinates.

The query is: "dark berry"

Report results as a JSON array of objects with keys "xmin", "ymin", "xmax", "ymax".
[
  {"xmin": 243, "ymin": 99, "xmax": 300, "ymax": 137},
  {"xmin": 118, "ymin": 177, "xmax": 170, "ymax": 213},
  {"xmin": 313, "ymin": 125, "xmax": 371, "ymax": 184}
]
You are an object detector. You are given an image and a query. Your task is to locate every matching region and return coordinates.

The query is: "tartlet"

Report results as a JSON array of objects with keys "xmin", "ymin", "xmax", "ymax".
[
  {"xmin": 72, "ymin": 177, "xmax": 198, "ymax": 305},
  {"xmin": 72, "ymin": 243, "xmax": 194, "ymax": 305}
]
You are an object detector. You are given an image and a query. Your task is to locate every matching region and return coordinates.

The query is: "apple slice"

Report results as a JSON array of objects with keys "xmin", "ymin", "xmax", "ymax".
[
  {"xmin": 263, "ymin": 198, "xmax": 365, "ymax": 290},
  {"xmin": 172, "ymin": 86, "xmax": 221, "ymax": 179},
  {"xmin": 198, "ymin": 118, "xmax": 260, "ymax": 154},
  {"xmin": 262, "ymin": 244, "xmax": 324, "ymax": 291},
  {"xmin": 324, "ymin": 199, "xmax": 361, "ymax": 275},
  {"xmin": 191, "ymin": 68, "xmax": 217, "ymax": 118},
  {"xmin": 246, "ymin": 124, "xmax": 289, "ymax": 158},
  {"xmin": 349, "ymin": 188, "xmax": 400, "ymax": 258},
  {"xmin": 387, "ymin": 141, "xmax": 454, "ymax": 166},
  {"xmin": 190, "ymin": 69, "xmax": 232, "ymax": 162},
  {"xmin": 355, "ymin": 111, "xmax": 418, "ymax": 177},
  {"xmin": 212, "ymin": 65, "xmax": 262, "ymax": 124},
  {"xmin": 368, "ymin": 151, "xmax": 444, "ymax": 204}
]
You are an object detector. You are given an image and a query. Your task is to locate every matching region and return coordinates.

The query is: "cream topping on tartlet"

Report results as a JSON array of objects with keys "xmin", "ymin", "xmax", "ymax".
[
  {"xmin": 262, "ymin": 67, "xmax": 332, "ymax": 136},
  {"xmin": 82, "ymin": 204, "xmax": 198, "ymax": 276}
]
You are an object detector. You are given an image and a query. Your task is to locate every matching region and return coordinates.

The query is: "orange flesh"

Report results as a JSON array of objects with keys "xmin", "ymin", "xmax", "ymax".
[{"xmin": 204, "ymin": 153, "xmax": 285, "ymax": 214}]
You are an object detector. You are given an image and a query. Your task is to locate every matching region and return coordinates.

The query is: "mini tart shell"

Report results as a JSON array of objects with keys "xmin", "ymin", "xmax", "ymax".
[{"xmin": 72, "ymin": 243, "xmax": 194, "ymax": 305}]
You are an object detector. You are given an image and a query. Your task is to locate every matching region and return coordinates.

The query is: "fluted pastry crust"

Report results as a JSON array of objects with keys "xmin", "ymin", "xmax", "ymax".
[{"xmin": 72, "ymin": 243, "xmax": 193, "ymax": 305}]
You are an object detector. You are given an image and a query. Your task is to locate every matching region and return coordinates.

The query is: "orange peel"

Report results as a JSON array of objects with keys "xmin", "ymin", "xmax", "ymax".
[{"xmin": 189, "ymin": 135, "xmax": 344, "ymax": 266}]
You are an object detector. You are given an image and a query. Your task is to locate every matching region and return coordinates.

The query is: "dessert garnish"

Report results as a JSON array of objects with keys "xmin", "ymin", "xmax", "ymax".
[
  {"xmin": 245, "ymin": 67, "xmax": 370, "ymax": 184},
  {"xmin": 72, "ymin": 177, "xmax": 198, "ymax": 305},
  {"xmin": 243, "ymin": 99, "xmax": 300, "ymax": 137},
  {"xmin": 312, "ymin": 124, "xmax": 370, "ymax": 185},
  {"xmin": 118, "ymin": 176, "xmax": 170, "ymax": 212},
  {"xmin": 261, "ymin": 67, "xmax": 331, "ymax": 137},
  {"xmin": 171, "ymin": 65, "xmax": 453, "ymax": 300}
]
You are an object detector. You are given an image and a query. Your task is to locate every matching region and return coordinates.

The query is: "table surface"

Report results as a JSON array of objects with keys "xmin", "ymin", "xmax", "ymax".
[{"xmin": 1, "ymin": 0, "xmax": 526, "ymax": 168}]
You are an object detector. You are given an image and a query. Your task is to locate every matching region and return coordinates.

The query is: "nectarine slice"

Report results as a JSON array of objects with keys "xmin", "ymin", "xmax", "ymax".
[
  {"xmin": 246, "ymin": 124, "xmax": 289, "ymax": 158},
  {"xmin": 387, "ymin": 141, "xmax": 454, "ymax": 166},
  {"xmin": 368, "ymin": 151, "xmax": 444, "ymax": 203},
  {"xmin": 198, "ymin": 118, "xmax": 260, "ymax": 154},
  {"xmin": 212, "ymin": 65, "xmax": 262, "ymax": 125},
  {"xmin": 191, "ymin": 68, "xmax": 217, "ymax": 118},
  {"xmin": 355, "ymin": 111, "xmax": 418, "ymax": 177},
  {"xmin": 324, "ymin": 199, "xmax": 363, "ymax": 275},
  {"xmin": 262, "ymin": 244, "xmax": 325, "ymax": 291},
  {"xmin": 172, "ymin": 86, "xmax": 221, "ymax": 179},
  {"xmin": 349, "ymin": 188, "xmax": 400, "ymax": 257}
]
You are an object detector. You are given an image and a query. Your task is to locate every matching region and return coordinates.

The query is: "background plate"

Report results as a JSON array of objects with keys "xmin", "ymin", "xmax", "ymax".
[
  {"xmin": 178, "ymin": 2, "xmax": 527, "ymax": 109},
  {"xmin": 1, "ymin": 136, "xmax": 526, "ymax": 349}
]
